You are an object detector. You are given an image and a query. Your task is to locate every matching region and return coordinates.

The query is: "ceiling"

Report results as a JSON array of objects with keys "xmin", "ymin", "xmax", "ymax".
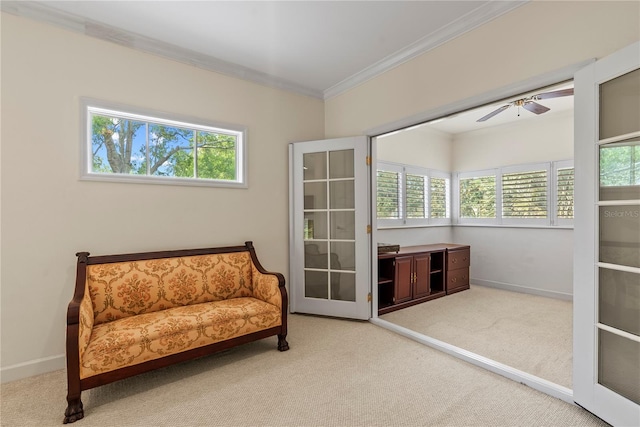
[
  {"xmin": 2, "ymin": 0, "xmax": 526, "ymax": 99},
  {"xmin": 423, "ymin": 80, "xmax": 574, "ymax": 135}
]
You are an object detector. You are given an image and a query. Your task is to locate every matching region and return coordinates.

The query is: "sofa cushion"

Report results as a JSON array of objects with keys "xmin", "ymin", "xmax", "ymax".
[
  {"xmin": 88, "ymin": 252, "xmax": 254, "ymax": 325},
  {"xmin": 80, "ymin": 297, "xmax": 280, "ymax": 379}
]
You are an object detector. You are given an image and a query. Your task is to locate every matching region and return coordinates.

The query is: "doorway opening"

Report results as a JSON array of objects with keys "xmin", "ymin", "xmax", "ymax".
[{"xmin": 370, "ymin": 78, "xmax": 576, "ymax": 402}]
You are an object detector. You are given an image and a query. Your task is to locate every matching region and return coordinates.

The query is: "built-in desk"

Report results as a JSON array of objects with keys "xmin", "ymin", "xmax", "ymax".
[{"xmin": 378, "ymin": 244, "xmax": 470, "ymax": 315}]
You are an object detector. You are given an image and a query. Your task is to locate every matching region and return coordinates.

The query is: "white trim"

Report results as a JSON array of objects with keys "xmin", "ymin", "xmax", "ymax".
[
  {"xmin": 1, "ymin": 354, "xmax": 65, "ymax": 384},
  {"xmin": 573, "ymin": 40, "xmax": 640, "ymax": 427},
  {"xmin": 369, "ymin": 318, "xmax": 575, "ymax": 404},
  {"xmin": 598, "ymin": 200, "xmax": 640, "ymax": 206},
  {"xmin": 598, "ymin": 262, "xmax": 640, "ymax": 275},
  {"xmin": 0, "ymin": 2, "xmax": 324, "ymax": 99},
  {"xmin": 599, "ymin": 131, "xmax": 640, "ymax": 145},
  {"xmin": 472, "ymin": 279, "xmax": 572, "ymax": 300},
  {"xmin": 1, "ymin": 0, "xmax": 526, "ymax": 101},
  {"xmin": 597, "ymin": 323, "xmax": 640, "ymax": 343},
  {"xmin": 365, "ymin": 60, "xmax": 594, "ymax": 137},
  {"xmin": 324, "ymin": 1, "xmax": 527, "ymax": 99}
]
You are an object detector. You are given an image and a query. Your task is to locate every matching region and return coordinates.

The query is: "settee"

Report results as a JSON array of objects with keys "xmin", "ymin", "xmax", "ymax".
[{"xmin": 64, "ymin": 241, "xmax": 288, "ymax": 423}]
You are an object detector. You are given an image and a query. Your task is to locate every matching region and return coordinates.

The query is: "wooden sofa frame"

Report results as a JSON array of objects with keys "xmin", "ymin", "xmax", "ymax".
[{"xmin": 64, "ymin": 241, "xmax": 289, "ymax": 423}]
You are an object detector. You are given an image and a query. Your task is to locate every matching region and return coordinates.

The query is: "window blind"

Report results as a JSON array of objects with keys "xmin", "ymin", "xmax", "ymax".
[
  {"xmin": 502, "ymin": 170, "xmax": 547, "ymax": 218},
  {"xmin": 406, "ymin": 174, "xmax": 426, "ymax": 219},
  {"xmin": 557, "ymin": 167, "xmax": 574, "ymax": 219},
  {"xmin": 430, "ymin": 177, "xmax": 449, "ymax": 218},
  {"xmin": 377, "ymin": 170, "xmax": 401, "ymax": 219}
]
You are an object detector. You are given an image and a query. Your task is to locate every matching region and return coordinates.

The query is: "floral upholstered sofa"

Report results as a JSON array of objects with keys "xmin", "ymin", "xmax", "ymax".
[{"xmin": 64, "ymin": 241, "xmax": 288, "ymax": 424}]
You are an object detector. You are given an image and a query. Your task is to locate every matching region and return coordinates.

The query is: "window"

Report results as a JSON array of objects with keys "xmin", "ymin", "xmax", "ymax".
[
  {"xmin": 376, "ymin": 161, "xmax": 451, "ymax": 227},
  {"xmin": 376, "ymin": 164, "xmax": 402, "ymax": 222},
  {"xmin": 456, "ymin": 161, "xmax": 573, "ymax": 226},
  {"xmin": 555, "ymin": 161, "xmax": 575, "ymax": 223},
  {"xmin": 406, "ymin": 173, "xmax": 427, "ymax": 219},
  {"xmin": 500, "ymin": 164, "xmax": 550, "ymax": 225},
  {"xmin": 430, "ymin": 175, "xmax": 450, "ymax": 219},
  {"xmin": 458, "ymin": 172, "xmax": 497, "ymax": 220},
  {"xmin": 82, "ymin": 99, "xmax": 247, "ymax": 187}
]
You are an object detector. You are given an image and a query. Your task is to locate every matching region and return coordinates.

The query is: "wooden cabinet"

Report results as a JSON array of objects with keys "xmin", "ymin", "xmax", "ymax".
[
  {"xmin": 378, "ymin": 244, "xmax": 469, "ymax": 315},
  {"xmin": 446, "ymin": 247, "xmax": 470, "ymax": 294}
]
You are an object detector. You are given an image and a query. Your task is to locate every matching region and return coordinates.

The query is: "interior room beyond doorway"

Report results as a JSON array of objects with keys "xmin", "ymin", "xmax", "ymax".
[{"xmin": 373, "ymin": 80, "xmax": 575, "ymax": 391}]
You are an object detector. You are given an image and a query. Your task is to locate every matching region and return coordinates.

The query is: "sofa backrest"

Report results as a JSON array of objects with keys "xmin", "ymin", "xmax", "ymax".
[{"xmin": 88, "ymin": 252, "xmax": 254, "ymax": 325}]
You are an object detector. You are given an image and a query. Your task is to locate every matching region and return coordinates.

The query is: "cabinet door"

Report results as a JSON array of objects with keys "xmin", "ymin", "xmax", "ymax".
[
  {"xmin": 413, "ymin": 253, "xmax": 431, "ymax": 298},
  {"xmin": 394, "ymin": 256, "xmax": 413, "ymax": 303}
]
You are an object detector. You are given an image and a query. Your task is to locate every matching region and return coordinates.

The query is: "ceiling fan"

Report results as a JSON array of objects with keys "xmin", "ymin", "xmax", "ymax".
[{"xmin": 476, "ymin": 88, "xmax": 574, "ymax": 122}]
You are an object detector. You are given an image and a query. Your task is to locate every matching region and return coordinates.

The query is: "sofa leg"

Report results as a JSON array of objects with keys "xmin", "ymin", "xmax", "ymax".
[
  {"xmin": 277, "ymin": 334, "xmax": 289, "ymax": 351},
  {"xmin": 64, "ymin": 397, "xmax": 84, "ymax": 424}
]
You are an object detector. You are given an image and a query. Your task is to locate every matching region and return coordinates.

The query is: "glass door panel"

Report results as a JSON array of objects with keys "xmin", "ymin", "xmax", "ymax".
[
  {"xmin": 599, "ymin": 204, "xmax": 640, "ymax": 268},
  {"xmin": 329, "ymin": 149, "xmax": 355, "ymax": 178},
  {"xmin": 599, "ymin": 141, "xmax": 640, "ymax": 201},
  {"xmin": 598, "ymin": 329, "xmax": 640, "ymax": 404},
  {"xmin": 304, "ymin": 152, "xmax": 327, "ymax": 180},
  {"xmin": 596, "ymin": 57, "xmax": 640, "ymax": 412},
  {"xmin": 599, "ymin": 69, "xmax": 640, "ymax": 140},
  {"xmin": 599, "ymin": 269, "xmax": 640, "ymax": 336},
  {"xmin": 292, "ymin": 137, "xmax": 369, "ymax": 318},
  {"xmin": 303, "ymin": 149, "xmax": 356, "ymax": 301}
]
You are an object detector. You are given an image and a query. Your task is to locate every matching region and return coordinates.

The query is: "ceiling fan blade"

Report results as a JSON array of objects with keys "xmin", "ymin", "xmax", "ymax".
[
  {"xmin": 535, "ymin": 88, "xmax": 574, "ymax": 99},
  {"xmin": 477, "ymin": 104, "xmax": 510, "ymax": 122},
  {"xmin": 523, "ymin": 101, "xmax": 551, "ymax": 115}
]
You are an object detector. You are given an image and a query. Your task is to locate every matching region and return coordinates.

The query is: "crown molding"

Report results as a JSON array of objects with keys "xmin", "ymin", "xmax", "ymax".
[
  {"xmin": 2, "ymin": 1, "xmax": 527, "ymax": 101},
  {"xmin": 1, "ymin": 1, "xmax": 324, "ymax": 99},
  {"xmin": 323, "ymin": 0, "xmax": 528, "ymax": 100}
]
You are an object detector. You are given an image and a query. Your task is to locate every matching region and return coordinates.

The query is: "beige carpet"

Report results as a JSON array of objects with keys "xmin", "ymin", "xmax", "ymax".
[
  {"xmin": 380, "ymin": 285, "xmax": 573, "ymax": 388},
  {"xmin": 1, "ymin": 313, "xmax": 602, "ymax": 427}
]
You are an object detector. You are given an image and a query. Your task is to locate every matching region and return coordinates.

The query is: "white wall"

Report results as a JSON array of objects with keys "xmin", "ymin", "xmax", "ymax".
[
  {"xmin": 327, "ymin": 1, "xmax": 638, "ymax": 299},
  {"xmin": 376, "ymin": 227, "xmax": 453, "ymax": 249},
  {"xmin": 377, "ymin": 126, "xmax": 452, "ymax": 171},
  {"xmin": 325, "ymin": 1, "xmax": 640, "ymax": 137},
  {"xmin": 452, "ymin": 111, "xmax": 573, "ymax": 171},
  {"xmin": 0, "ymin": 13, "xmax": 324, "ymax": 381},
  {"xmin": 451, "ymin": 111, "xmax": 574, "ymax": 298}
]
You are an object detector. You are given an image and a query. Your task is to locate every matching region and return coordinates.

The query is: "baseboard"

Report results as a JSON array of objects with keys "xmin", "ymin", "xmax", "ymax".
[
  {"xmin": 472, "ymin": 279, "xmax": 573, "ymax": 301},
  {"xmin": 1, "ymin": 354, "xmax": 65, "ymax": 384}
]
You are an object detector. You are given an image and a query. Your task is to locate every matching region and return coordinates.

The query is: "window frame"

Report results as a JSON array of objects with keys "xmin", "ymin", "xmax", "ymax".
[
  {"xmin": 553, "ymin": 159, "xmax": 575, "ymax": 226},
  {"xmin": 455, "ymin": 169, "xmax": 499, "ymax": 225},
  {"xmin": 454, "ymin": 161, "xmax": 574, "ymax": 227},
  {"xmin": 376, "ymin": 162, "xmax": 404, "ymax": 228},
  {"xmin": 80, "ymin": 98, "xmax": 248, "ymax": 188},
  {"xmin": 500, "ymin": 163, "xmax": 551, "ymax": 226},
  {"xmin": 428, "ymin": 170, "xmax": 452, "ymax": 225},
  {"xmin": 376, "ymin": 161, "xmax": 452, "ymax": 228}
]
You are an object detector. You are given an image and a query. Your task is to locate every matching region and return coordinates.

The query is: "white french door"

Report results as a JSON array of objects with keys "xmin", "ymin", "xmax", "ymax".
[
  {"xmin": 289, "ymin": 136, "xmax": 371, "ymax": 320},
  {"xmin": 574, "ymin": 41, "xmax": 640, "ymax": 426}
]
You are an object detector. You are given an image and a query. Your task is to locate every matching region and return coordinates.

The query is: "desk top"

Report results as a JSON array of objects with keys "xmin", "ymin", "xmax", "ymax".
[{"xmin": 378, "ymin": 243, "xmax": 469, "ymax": 258}]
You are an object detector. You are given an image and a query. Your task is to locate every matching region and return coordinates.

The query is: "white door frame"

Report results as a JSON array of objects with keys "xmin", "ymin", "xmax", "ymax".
[
  {"xmin": 573, "ymin": 41, "xmax": 640, "ymax": 427},
  {"xmin": 367, "ymin": 60, "xmax": 595, "ymax": 405},
  {"xmin": 289, "ymin": 136, "xmax": 371, "ymax": 320}
]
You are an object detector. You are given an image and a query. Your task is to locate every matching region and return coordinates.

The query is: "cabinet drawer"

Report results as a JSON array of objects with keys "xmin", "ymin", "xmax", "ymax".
[
  {"xmin": 447, "ymin": 249, "xmax": 470, "ymax": 270},
  {"xmin": 447, "ymin": 267, "xmax": 469, "ymax": 291}
]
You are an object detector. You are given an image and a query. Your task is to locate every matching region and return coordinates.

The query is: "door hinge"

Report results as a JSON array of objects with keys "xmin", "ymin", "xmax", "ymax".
[
  {"xmin": 366, "ymin": 156, "xmax": 371, "ymax": 166},
  {"xmin": 367, "ymin": 292, "xmax": 372, "ymax": 303},
  {"xmin": 367, "ymin": 225, "xmax": 372, "ymax": 234}
]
